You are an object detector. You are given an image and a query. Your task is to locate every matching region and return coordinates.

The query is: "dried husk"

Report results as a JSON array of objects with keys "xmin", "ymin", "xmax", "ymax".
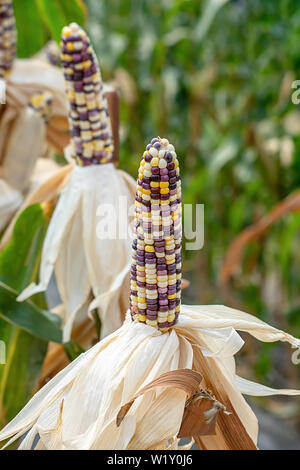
[
  {"xmin": 38, "ymin": 315, "xmax": 98, "ymax": 389},
  {"xmin": 0, "ymin": 178, "xmax": 22, "ymax": 231},
  {"xmin": 0, "ymin": 163, "xmax": 72, "ymax": 249},
  {"xmin": 0, "ymin": 304, "xmax": 299, "ymax": 450},
  {"xmin": 38, "ymin": 275, "xmax": 190, "ymax": 387},
  {"xmin": 116, "ymin": 369, "xmax": 203, "ymax": 426},
  {"xmin": 18, "ymin": 163, "xmax": 136, "ymax": 342},
  {"xmin": 1, "ymin": 105, "xmax": 47, "ymax": 192}
]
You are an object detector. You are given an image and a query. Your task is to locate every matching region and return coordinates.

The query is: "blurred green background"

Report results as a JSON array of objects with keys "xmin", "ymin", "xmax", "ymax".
[{"xmin": 11, "ymin": 0, "xmax": 300, "ymax": 432}]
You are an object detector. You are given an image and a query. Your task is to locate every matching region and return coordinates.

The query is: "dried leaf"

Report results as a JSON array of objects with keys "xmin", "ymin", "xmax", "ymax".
[
  {"xmin": 2, "ymin": 107, "xmax": 46, "ymax": 192},
  {"xmin": 38, "ymin": 316, "xmax": 97, "ymax": 389},
  {"xmin": 0, "ymin": 164, "xmax": 72, "ymax": 249},
  {"xmin": 178, "ymin": 391, "xmax": 228, "ymax": 437},
  {"xmin": 221, "ymin": 189, "xmax": 300, "ymax": 283},
  {"xmin": 182, "ymin": 329, "xmax": 258, "ymax": 450},
  {"xmin": 46, "ymin": 115, "xmax": 69, "ymax": 154},
  {"xmin": 116, "ymin": 369, "xmax": 202, "ymax": 427}
]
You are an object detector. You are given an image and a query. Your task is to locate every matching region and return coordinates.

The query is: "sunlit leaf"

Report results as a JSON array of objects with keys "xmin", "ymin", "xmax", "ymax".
[
  {"xmin": 35, "ymin": 0, "xmax": 66, "ymax": 43},
  {"xmin": 0, "ymin": 204, "xmax": 61, "ymax": 426},
  {"xmin": 59, "ymin": 0, "xmax": 86, "ymax": 26},
  {"xmin": 13, "ymin": 0, "xmax": 46, "ymax": 57},
  {"xmin": 0, "ymin": 282, "xmax": 62, "ymax": 343}
]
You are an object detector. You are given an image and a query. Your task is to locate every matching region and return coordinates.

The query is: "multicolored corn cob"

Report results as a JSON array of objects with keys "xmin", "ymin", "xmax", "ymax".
[
  {"xmin": 130, "ymin": 137, "xmax": 182, "ymax": 331},
  {"xmin": 61, "ymin": 23, "xmax": 114, "ymax": 166},
  {"xmin": 29, "ymin": 90, "xmax": 53, "ymax": 123},
  {"xmin": 0, "ymin": 0, "xmax": 16, "ymax": 78},
  {"xmin": 44, "ymin": 40, "xmax": 60, "ymax": 67}
]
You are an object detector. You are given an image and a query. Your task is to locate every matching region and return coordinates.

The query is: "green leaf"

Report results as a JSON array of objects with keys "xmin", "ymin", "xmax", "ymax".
[
  {"xmin": 64, "ymin": 338, "xmax": 85, "ymax": 362},
  {"xmin": 0, "ymin": 203, "xmax": 49, "ymax": 291},
  {"xmin": 35, "ymin": 0, "xmax": 66, "ymax": 43},
  {"xmin": 0, "ymin": 282, "xmax": 62, "ymax": 344},
  {"xmin": 13, "ymin": 0, "xmax": 46, "ymax": 57},
  {"xmin": 0, "ymin": 204, "xmax": 61, "ymax": 426},
  {"xmin": 193, "ymin": 0, "xmax": 230, "ymax": 42},
  {"xmin": 0, "ymin": 328, "xmax": 47, "ymax": 425},
  {"xmin": 59, "ymin": 0, "xmax": 86, "ymax": 26}
]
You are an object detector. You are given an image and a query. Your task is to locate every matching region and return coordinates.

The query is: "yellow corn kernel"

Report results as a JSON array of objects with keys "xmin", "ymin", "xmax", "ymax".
[
  {"xmin": 168, "ymin": 273, "xmax": 176, "ymax": 280},
  {"xmin": 146, "ymin": 319, "xmax": 158, "ymax": 327},
  {"xmin": 62, "ymin": 27, "xmax": 71, "ymax": 37},
  {"xmin": 168, "ymin": 293, "xmax": 177, "ymax": 300},
  {"xmin": 145, "ymin": 245, "xmax": 154, "ymax": 252}
]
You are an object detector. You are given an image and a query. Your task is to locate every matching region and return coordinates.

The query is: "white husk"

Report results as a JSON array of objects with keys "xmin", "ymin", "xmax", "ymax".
[
  {"xmin": 2, "ymin": 106, "xmax": 46, "ymax": 192},
  {"xmin": 18, "ymin": 163, "xmax": 136, "ymax": 342},
  {"xmin": 0, "ymin": 304, "xmax": 299, "ymax": 450},
  {"xmin": 29, "ymin": 158, "xmax": 62, "ymax": 191},
  {"xmin": 0, "ymin": 178, "xmax": 22, "ymax": 231}
]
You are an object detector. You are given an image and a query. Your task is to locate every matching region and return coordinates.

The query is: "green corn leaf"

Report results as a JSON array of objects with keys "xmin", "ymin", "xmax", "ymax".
[
  {"xmin": 0, "ymin": 282, "xmax": 62, "ymax": 344},
  {"xmin": 35, "ymin": 0, "xmax": 66, "ymax": 43},
  {"xmin": 0, "ymin": 204, "xmax": 61, "ymax": 426},
  {"xmin": 13, "ymin": 0, "xmax": 46, "ymax": 57},
  {"xmin": 0, "ymin": 326, "xmax": 47, "ymax": 425},
  {"xmin": 59, "ymin": 0, "xmax": 86, "ymax": 27},
  {"xmin": 35, "ymin": 0, "xmax": 86, "ymax": 44},
  {"xmin": 0, "ymin": 203, "xmax": 49, "ymax": 291},
  {"xmin": 64, "ymin": 338, "xmax": 85, "ymax": 362},
  {"xmin": 13, "ymin": 0, "xmax": 86, "ymax": 58}
]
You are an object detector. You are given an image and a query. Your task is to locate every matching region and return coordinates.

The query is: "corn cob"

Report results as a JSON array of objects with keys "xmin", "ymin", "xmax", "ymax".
[
  {"xmin": 0, "ymin": 0, "xmax": 16, "ymax": 78},
  {"xmin": 61, "ymin": 23, "xmax": 114, "ymax": 166},
  {"xmin": 130, "ymin": 137, "xmax": 182, "ymax": 331},
  {"xmin": 29, "ymin": 90, "xmax": 53, "ymax": 123},
  {"xmin": 44, "ymin": 40, "xmax": 60, "ymax": 67}
]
